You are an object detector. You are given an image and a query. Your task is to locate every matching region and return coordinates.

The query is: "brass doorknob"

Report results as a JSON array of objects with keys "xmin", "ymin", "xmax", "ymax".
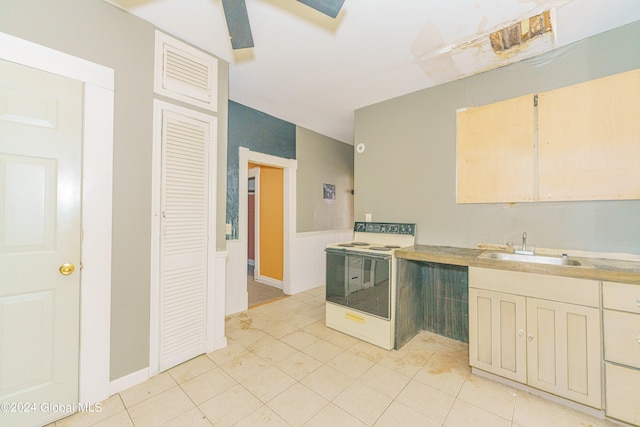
[{"xmin": 59, "ymin": 263, "xmax": 75, "ymax": 276}]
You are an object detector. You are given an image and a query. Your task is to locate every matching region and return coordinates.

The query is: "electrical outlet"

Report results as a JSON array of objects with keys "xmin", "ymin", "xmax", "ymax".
[
  {"xmin": 225, "ymin": 223, "xmax": 232, "ymax": 235},
  {"xmin": 365, "ymin": 213, "xmax": 372, "ymax": 222}
]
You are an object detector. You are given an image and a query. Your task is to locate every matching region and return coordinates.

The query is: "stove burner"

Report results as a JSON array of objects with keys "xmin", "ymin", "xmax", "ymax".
[
  {"xmin": 337, "ymin": 242, "xmax": 370, "ymax": 247},
  {"xmin": 369, "ymin": 246, "xmax": 392, "ymax": 251},
  {"xmin": 385, "ymin": 245, "xmax": 401, "ymax": 249}
]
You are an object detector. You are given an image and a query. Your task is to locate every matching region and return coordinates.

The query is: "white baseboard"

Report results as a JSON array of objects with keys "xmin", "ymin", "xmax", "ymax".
[
  {"xmin": 211, "ymin": 336, "xmax": 228, "ymax": 352},
  {"xmin": 109, "ymin": 367, "xmax": 149, "ymax": 396},
  {"xmin": 255, "ymin": 274, "xmax": 284, "ymax": 289}
]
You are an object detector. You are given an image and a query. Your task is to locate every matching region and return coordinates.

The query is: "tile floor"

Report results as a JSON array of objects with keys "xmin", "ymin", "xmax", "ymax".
[{"xmin": 56, "ymin": 285, "xmax": 623, "ymax": 427}]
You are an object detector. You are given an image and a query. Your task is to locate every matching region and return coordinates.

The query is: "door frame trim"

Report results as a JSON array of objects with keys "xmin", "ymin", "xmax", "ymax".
[
  {"xmin": 239, "ymin": 148, "xmax": 297, "ymax": 297},
  {"xmin": 0, "ymin": 32, "xmax": 114, "ymax": 403},
  {"xmin": 248, "ymin": 167, "xmax": 260, "ymax": 278}
]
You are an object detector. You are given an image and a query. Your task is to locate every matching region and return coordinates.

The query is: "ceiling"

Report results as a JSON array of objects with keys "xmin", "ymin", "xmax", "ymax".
[{"xmin": 106, "ymin": 0, "xmax": 640, "ymax": 144}]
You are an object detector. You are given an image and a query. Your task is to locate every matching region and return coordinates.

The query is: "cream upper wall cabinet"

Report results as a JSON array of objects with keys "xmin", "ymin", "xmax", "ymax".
[
  {"xmin": 154, "ymin": 31, "xmax": 218, "ymax": 112},
  {"xmin": 456, "ymin": 68, "xmax": 640, "ymax": 204},
  {"xmin": 537, "ymin": 69, "xmax": 640, "ymax": 201},
  {"xmin": 457, "ymin": 95, "xmax": 536, "ymax": 203}
]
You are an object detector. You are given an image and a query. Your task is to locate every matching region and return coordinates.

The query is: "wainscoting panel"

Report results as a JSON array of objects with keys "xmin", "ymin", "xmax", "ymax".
[
  {"xmin": 225, "ymin": 229, "xmax": 352, "ymax": 315},
  {"xmin": 291, "ymin": 229, "xmax": 353, "ymax": 294},
  {"xmin": 210, "ymin": 251, "xmax": 228, "ymax": 351},
  {"xmin": 225, "ymin": 240, "xmax": 248, "ymax": 315}
]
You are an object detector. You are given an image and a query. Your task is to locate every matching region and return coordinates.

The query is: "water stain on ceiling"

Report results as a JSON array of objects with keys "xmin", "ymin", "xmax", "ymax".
[{"xmin": 105, "ymin": 0, "xmax": 640, "ymax": 144}]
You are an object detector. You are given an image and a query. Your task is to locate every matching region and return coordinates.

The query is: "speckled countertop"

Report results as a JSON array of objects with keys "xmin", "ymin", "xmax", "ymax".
[{"xmin": 395, "ymin": 245, "xmax": 640, "ymax": 285}]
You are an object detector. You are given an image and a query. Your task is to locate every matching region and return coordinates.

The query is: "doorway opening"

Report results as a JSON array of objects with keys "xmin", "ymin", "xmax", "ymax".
[
  {"xmin": 237, "ymin": 147, "xmax": 297, "ymax": 313},
  {"xmin": 247, "ymin": 166, "xmax": 285, "ymax": 307}
]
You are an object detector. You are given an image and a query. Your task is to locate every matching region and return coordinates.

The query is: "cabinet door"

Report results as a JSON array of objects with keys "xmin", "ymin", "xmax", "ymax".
[
  {"xmin": 537, "ymin": 69, "xmax": 640, "ymax": 201},
  {"xmin": 456, "ymin": 94, "xmax": 536, "ymax": 203},
  {"xmin": 469, "ymin": 288, "xmax": 527, "ymax": 383},
  {"xmin": 526, "ymin": 298, "xmax": 602, "ymax": 408}
]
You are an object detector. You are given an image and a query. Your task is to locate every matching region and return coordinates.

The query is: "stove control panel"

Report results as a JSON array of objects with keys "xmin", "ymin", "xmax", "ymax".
[{"xmin": 354, "ymin": 222, "xmax": 416, "ymax": 236}]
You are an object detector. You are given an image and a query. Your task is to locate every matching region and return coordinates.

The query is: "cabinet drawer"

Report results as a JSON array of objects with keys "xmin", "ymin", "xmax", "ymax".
[
  {"xmin": 603, "ymin": 309, "xmax": 640, "ymax": 369},
  {"xmin": 605, "ymin": 363, "xmax": 640, "ymax": 425},
  {"xmin": 603, "ymin": 281, "xmax": 640, "ymax": 314}
]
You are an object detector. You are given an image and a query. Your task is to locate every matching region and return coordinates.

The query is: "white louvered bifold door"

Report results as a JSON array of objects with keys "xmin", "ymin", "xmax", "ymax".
[{"xmin": 159, "ymin": 110, "xmax": 211, "ymax": 371}]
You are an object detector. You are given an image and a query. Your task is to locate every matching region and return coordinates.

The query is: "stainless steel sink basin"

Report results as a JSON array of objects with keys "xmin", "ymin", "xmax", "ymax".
[{"xmin": 479, "ymin": 252, "xmax": 582, "ymax": 266}]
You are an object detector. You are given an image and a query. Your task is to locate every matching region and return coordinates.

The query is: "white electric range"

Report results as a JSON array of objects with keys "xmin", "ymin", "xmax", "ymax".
[{"xmin": 325, "ymin": 222, "xmax": 416, "ymax": 349}]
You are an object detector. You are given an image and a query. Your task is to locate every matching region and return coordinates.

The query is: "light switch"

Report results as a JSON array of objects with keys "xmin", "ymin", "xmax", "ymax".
[
  {"xmin": 225, "ymin": 223, "xmax": 232, "ymax": 234},
  {"xmin": 365, "ymin": 213, "xmax": 372, "ymax": 222}
]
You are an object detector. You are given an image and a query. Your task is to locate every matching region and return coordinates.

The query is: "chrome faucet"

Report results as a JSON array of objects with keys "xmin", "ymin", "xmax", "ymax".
[{"xmin": 514, "ymin": 232, "xmax": 535, "ymax": 255}]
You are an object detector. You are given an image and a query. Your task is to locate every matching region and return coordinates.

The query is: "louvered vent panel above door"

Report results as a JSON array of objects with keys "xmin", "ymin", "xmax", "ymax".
[
  {"xmin": 155, "ymin": 31, "xmax": 218, "ymax": 112},
  {"xmin": 159, "ymin": 110, "xmax": 210, "ymax": 371}
]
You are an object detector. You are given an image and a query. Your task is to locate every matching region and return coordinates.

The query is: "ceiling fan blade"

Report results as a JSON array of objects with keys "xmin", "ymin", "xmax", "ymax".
[
  {"xmin": 221, "ymin": 0, "xmax": 254, "ymax": 49},
  {"xmin": 297, "ymin": 0, "xmax": 345, "ymax": 18}
]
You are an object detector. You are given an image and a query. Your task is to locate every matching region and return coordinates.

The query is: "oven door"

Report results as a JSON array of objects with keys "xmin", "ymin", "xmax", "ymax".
[{"xmin": 325, "ymin": 248, "xmax": 391, "ymax": 319}]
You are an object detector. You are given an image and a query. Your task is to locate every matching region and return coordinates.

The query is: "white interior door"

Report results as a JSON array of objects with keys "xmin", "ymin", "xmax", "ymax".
[
  {"xmin": 159, "ymin": 108, "xmax": 214, "ymax": 371},
  {"xmin": 0, "ymin": 59, "xmax": 82, "ymax": 427}
]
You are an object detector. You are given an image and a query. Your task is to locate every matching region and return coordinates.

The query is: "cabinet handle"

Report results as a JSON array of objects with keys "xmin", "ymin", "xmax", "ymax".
[
  {"xmin": 518, "ymin": 329, "xmax": 525, "ymax": 337},
  {"xmin": 637, "ymin": 334, "xmax": 640, "ymax": 344},
  {"xmin": 527, "ymin": 333, "xmax": 534, "ymax": 342},
  {"xmin": 636, "ymin": 298, "xmax": 640, "ymax": 308}
]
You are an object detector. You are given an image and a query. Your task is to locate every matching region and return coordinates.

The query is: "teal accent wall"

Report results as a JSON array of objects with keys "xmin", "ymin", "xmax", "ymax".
[{"xmin": 226, "ymin": 101, "xmax": 296, "ymax": 239}]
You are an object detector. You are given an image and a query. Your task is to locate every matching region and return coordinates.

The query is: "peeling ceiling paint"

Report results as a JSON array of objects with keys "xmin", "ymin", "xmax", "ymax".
[{"xmin": 105, "ymin": 0, "xmax": 640, "ymax": 144}]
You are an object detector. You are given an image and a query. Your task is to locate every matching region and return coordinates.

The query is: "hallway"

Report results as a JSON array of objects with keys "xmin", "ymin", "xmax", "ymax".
[{"xmin": 248, "ymin": 265, "xmax": 285, "ymax": 307}]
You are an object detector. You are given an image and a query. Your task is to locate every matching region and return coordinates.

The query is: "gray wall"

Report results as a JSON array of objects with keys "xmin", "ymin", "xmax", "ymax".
[
  {"xmin": 0, "ymin": 0, "xmax": 230, "ymax": 380},
  {"xmin": 354, "ymin": 21, "xmax": 640, "ymax": 255},
  {"xmin": 296, "ymin": 127, "xmax": 354, "ymax": 232},
  {"xmin": 0, "ymin": 0, "xmax": 154, "ymax": 381}
]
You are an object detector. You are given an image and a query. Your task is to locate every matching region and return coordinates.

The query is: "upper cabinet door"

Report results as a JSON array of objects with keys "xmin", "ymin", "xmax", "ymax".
[
  {"xmin": 537, "ymin": 69, "xmax": 640, "ymax": 201},
  {"xmin": 457, "ymin": 94, "xmax": 536, "ymax": 203}
]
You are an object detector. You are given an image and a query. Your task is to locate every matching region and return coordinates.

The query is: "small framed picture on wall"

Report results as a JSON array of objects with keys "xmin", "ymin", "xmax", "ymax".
[{"xmin": 323, "ymin": 183, "xmax": 336, "ymax": 200}]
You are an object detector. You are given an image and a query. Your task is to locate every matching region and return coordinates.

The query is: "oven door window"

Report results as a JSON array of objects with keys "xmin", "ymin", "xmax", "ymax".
[{"xmin": 326, "ymin": 251, "xmax": 390, "ymax": 319}]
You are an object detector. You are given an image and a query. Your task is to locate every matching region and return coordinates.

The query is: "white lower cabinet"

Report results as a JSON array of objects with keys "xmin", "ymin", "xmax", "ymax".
[
  {"xmin": 602, "ymin": 281, "xmax": 640, "ymax": 425},
  {"xmin": 526, "ymin": 298, "xmax": 601, "ymax": 408},
  {"xmin": 469, "ymin": 288, "xmax": 527, "ymax": 383},
  {"xmin": 605, "ymin": 363, "xmax": 640, "ymax": 425},
  {"xmin": 469, "ymin": 267, "xmax": 602, "ymax": 409}
]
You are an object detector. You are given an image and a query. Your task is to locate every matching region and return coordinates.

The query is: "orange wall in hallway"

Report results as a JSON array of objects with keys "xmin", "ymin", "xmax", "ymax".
[{"xmin": 249, "ymin": 163, "xmax": 283, "ymax": 281}]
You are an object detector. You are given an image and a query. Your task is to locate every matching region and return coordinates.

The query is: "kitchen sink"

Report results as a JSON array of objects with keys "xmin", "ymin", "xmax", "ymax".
[{"xmin": 479, "ymin": 252, "xmax": 583, "ymax": 266}]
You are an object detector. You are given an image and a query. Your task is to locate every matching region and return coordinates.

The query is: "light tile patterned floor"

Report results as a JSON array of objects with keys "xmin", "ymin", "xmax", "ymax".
[{"xmin": 56, "ymin": 285, "xmax": 623, "ymax": 427}]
